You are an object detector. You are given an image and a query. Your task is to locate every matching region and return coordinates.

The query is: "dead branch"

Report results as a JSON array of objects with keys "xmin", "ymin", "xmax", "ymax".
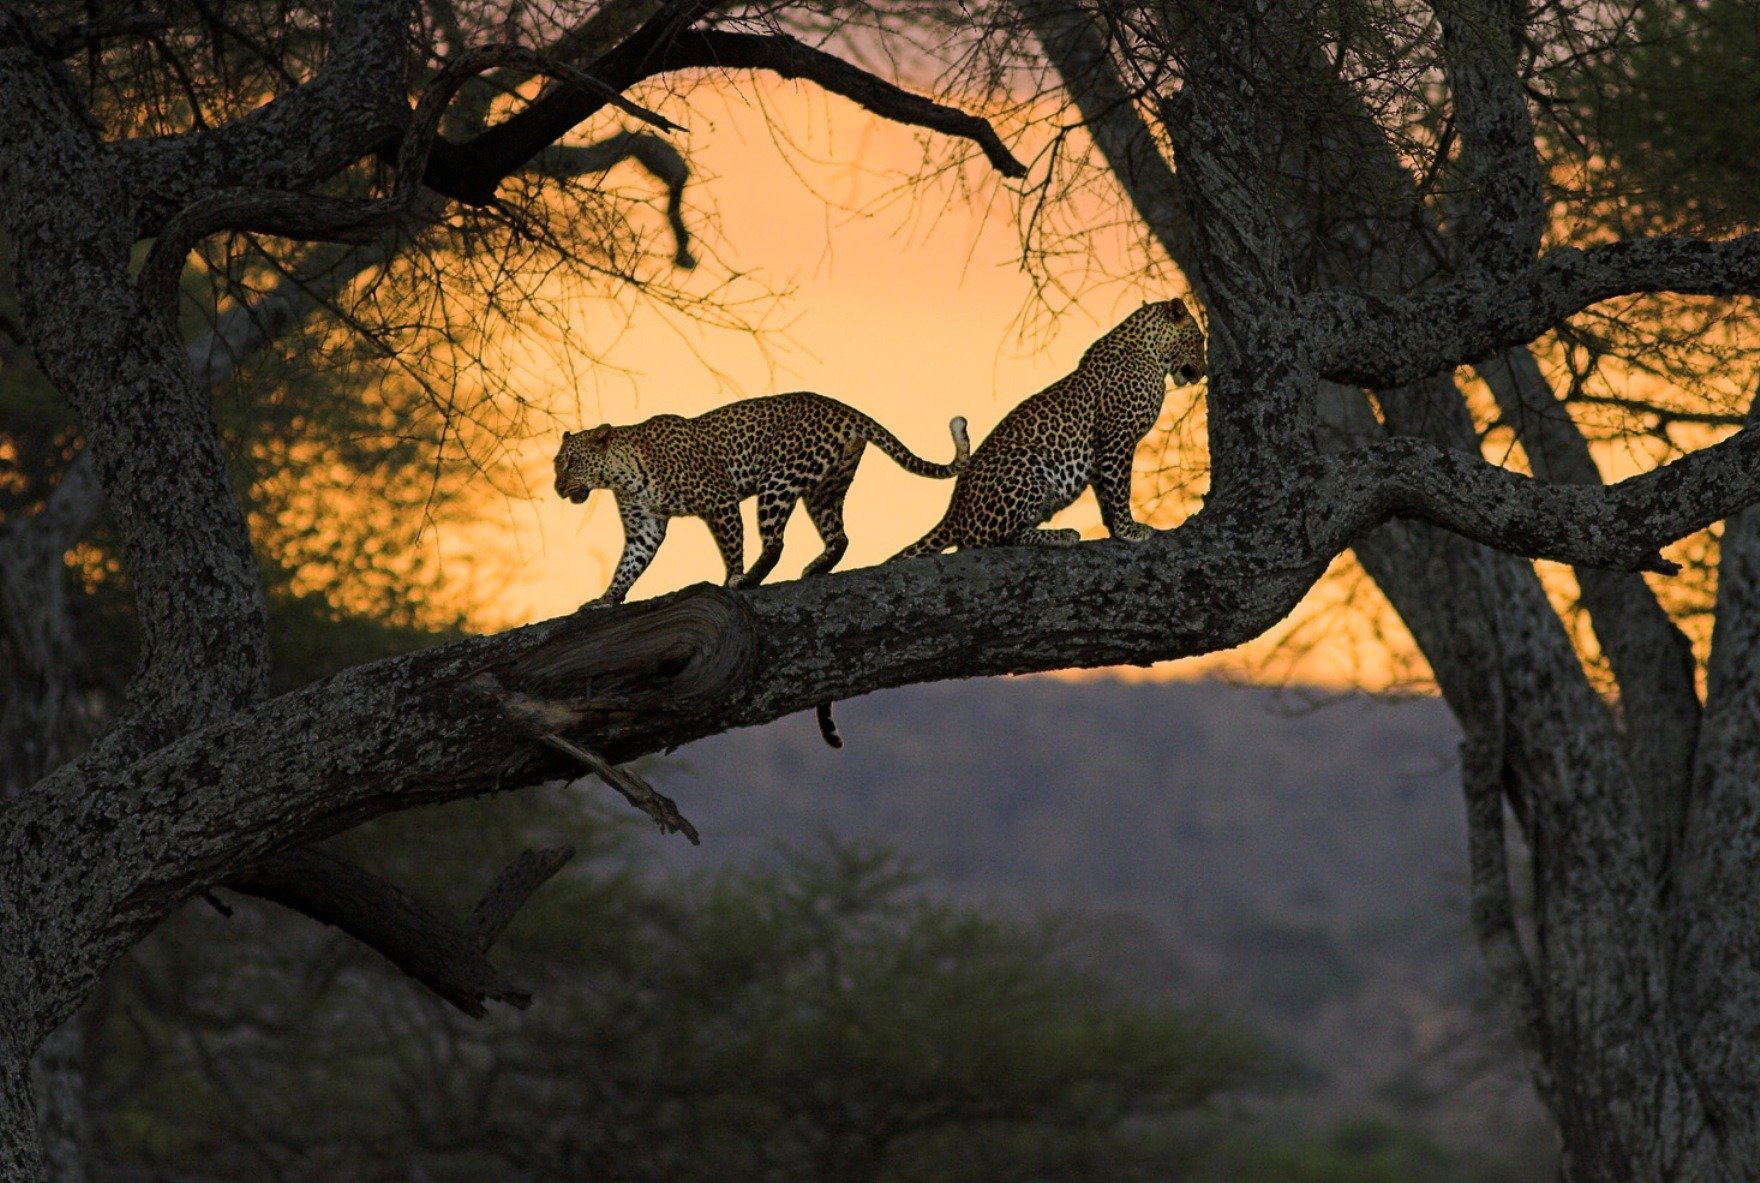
[{"xmin": 226, "ymin": 844, "xmax": 573, "ymax": 1018}]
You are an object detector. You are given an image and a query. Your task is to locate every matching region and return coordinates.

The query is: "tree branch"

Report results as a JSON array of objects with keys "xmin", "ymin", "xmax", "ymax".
[
  {"xmin": 117, "ymin": 0, "xmax": 415, "ymax": 233},
  {"xmin": 1668, "ymin": 392, "xmax": 1760, "ymax": 1107},
  {"xmin": 1475, "ymin": 348, "xmax": 1700, "ymax": 874},
  {"xmin": 468, "ymin": 846, "xmax": 575, "ymax": 950},
  {"xmin": 136, "ymin": 45, "xmax": 680, "ymax": 317},
  {"xmin": 10, "ymin": 412, "xmax": 1760, "ymax": 1042},
  {"xmin": 1307, "ymin": 429, "xmax": 1760, "ymax": 576},
  {"xmin": 1158, "ymin": 22, "xmax": 1296, "ymax": 321},
  {"xmin": 226, "ymin": 845, "xmax": 573, "ymax": 1018},
  {"xmin": 46, "ymin": 13, "xmax": 168, "ymax": 58},
  {"xmin": 1436, "ymin": 0, "xmax": 1544, "ymax": 272},
  {"xmin": 535, "ymin": 130, "xmax": 697, "ymax": 267},
  {"xmin": 1302, "ymin": 233, "xmax": 1760, "ymax": 390},
  {"xmin": 663, "ymin": 30, "xmax": 1027, "ymax": 178},
  {"xmin": 1460, "ymin": 708, "xmax": 1555, "ymax": 1102},
  {"xmin": 423, "ymin": 18, "xmax": 1026, "ymax": 205},
  {"xmin": 1019, "ymin": 0, "xmax": 1192, "ymax": 282}
]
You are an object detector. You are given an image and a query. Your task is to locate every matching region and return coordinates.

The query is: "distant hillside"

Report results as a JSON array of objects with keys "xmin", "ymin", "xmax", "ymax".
[{"xmin": 648, "ymin": 677, "xmax": 1543, "ymax": 1144}]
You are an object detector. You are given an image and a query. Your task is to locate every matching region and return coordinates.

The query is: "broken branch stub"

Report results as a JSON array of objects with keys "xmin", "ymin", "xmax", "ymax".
[{"xmin": 466, "ymin": 585, "xmax": 755, "ymax": 840}]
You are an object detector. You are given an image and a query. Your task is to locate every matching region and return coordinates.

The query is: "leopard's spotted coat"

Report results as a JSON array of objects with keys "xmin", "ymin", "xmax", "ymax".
[
  {"xmin": 893, "ymin": 299, "xmax": 1206, "ymax": 558},
  {"xmin": 555, "ymin": 391, "xmax": 970, "ymax": 606}
]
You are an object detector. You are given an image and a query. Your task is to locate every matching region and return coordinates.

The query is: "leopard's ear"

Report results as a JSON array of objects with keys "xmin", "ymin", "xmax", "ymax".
[
  {"xmin": 585, "ymin": 423, "xmax": 614, "ymax": 440},
  {"xmin": 560, "ymin": 429, "xmax": 574, "ymax": 444},
  {"xmin": 1162, "ymin": 299, "xmax": 1188, "ymax": 320}
]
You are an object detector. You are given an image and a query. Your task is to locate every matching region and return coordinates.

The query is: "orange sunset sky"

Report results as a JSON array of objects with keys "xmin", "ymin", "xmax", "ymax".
[{"xmin": 441, "ymin": 76, "xmax": 1421, "ymax": 689}]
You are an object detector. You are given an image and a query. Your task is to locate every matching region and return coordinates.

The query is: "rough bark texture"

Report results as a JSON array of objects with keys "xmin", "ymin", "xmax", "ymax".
[
  {"xmin": 228, "ymin": 845, "xmax": 574, "ymax": 1017},
  {"xmin": 6, "ymin": 0, "xmax": 1760, "ymax": 1179}
]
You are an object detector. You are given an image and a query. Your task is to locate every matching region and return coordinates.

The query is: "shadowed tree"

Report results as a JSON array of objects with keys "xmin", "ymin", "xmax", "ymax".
[
  {"xmin": 5, "ymin": 0, "xmax": 1760, "ymax": 1180},
  {"xmin": 999, "ymin": 0, "xmax": 1760, "ymax": 1177}
]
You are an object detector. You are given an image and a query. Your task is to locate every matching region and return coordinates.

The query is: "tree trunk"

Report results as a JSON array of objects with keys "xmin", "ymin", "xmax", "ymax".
[{"xmin": 1, "ymin": 1052, "xmax": 46, "ymax": 1183}]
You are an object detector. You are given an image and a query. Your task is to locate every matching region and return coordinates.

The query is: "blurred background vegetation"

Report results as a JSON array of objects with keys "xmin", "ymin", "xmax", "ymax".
[{"xmin": 90, "ymin": 786, "xmax": 1551, "ymax": 1183}]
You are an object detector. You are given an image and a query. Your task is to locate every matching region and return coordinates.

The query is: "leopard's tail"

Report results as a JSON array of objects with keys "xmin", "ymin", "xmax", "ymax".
[
  {"xmin": 863, "ymin": 416, "xmax": 970, "ymax": 478},
  {"xmin": 815, "ymin": 702, "xmax": 843, "ymax": 748},
  {"xmin": 890, "ymin": 520, "xmax": 954, "ymax": 562}
]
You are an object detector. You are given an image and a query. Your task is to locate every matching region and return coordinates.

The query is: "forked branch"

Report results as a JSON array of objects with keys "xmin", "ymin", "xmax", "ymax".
[
  {"xmin": 1302, "ymin": 234, "xmax": 1760, "ymax": 390},
  {"xmin": 227, "ymin": 845, "xmax": 574, "ymax": 1017}
]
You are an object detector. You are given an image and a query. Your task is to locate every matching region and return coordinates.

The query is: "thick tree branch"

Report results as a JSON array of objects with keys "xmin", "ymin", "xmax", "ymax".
[
  {"xmin": 1158, "ymin": 34, "xmax": 1295, "ymax": 321},
  {"xmin": 1309, "ymin": 430, "xmax": 1760, "ymax": 576},
  {"xmin": 9, "ymin": 419, "xmax": 1760, "ymax": 1042},
  {"xmin": 660, "ymin": 30, "xmax": 1027, "ymax": 178},
  {"xmin": 1669, "ymin": 391, "xmax": 1760, "ymax": 1125},
  {"xmin": 468, "ymin": 846, "xmax": 575, "ymax": 950},
  {"xmin": 116, "ymin": 0, "xmax": 415, "ymax": 233},
  {"xmin": 536, "ymin": 131, "xmax": 697, "ymax": 266},
  {"xmin": 1460, "ymin": 710, "xmax": 1555, "ymax": 1101},
  {"xmin": 1303, "ymin": 233, "xmax": 1760, "ymax": 389},
  {"xmin": 226, "ymin": 845, "xmax": 573, "ymax": 1018},
  {"xmin": 1436, "ymin": 0, "xmax": 1544, "ymax": 272},
  {"xmin": 2, "ymin": 26, "xmax": 270, "ymax": 756},
  {"xmin": 1476, "ymin": 348, "xmax": 1700, "ymax": 873},
  {"xmin": 414, "ymin": 0, "xmax": 717, "ymax": 203}
]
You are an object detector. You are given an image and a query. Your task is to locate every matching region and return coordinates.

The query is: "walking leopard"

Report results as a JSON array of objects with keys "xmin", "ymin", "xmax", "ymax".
[{"xmin": 554, "ymin": 391, "xmax": 970, "ymax": 606}]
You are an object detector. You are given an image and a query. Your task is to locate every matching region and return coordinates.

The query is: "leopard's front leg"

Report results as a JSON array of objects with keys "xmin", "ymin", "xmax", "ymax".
[
  {"xmin": 1093, "ymin": 444, "xmax": 1153, "ymax": 542},
  {"xmin": 588, "ymin": 498, "xmax": 669, "ymax": 608}
]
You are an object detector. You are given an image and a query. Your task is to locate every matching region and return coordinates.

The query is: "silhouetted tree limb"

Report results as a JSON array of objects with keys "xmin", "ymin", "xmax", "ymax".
[
  {"xmin": 1304, "ymin": 234, "xmax": 1760, "ymax": 390},
  {"xmin": 227, "ymin": 845, "xmax": 574, "ymax": 1017}
]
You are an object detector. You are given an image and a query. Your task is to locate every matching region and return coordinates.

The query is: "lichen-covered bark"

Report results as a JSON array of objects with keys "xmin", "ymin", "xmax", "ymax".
[
  {"xmin": 1671, "ymin": 476, "xmax": 1760, "ymax": 1163},
  {"xmin": 0, "ymin": 16, "xmax": 269, "ymax": 755},
  {"xmin": 1, "ymin": 1055, "xmax": 43, "ymax": 1183}
]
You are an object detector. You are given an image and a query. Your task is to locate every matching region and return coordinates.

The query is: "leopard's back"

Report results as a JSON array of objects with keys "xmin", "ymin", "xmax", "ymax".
[{"xmin": 690, "ymin": 392, "xmax": 871, "ymax": 500}]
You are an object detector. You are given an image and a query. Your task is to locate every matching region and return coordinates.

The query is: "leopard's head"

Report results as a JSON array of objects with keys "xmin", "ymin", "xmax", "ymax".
[
  {"xmin": 553, "ymin": 424, "xmax": 626, "ymax": 503},
  {"xmin": 1131, "ymin": 298, "xmax": 1207, "ymax": 387}
]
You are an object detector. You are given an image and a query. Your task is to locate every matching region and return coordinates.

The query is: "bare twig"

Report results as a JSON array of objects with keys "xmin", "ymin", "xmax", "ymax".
[
  {"xmin": 47, "ymin": 13, "xmax": 169, "ymax": 58},
  {"xmin": 539, "ymin": 732, "xmax": 700, "ymax": 844}
]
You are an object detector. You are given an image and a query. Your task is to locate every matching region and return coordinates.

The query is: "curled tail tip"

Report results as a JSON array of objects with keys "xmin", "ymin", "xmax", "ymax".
[
  {"xmin": 948, "ymin": 415, "xmax": 971, "ymax": 467},
  {"xmin": 816, "ymin": 702, "xmax": 844, "ymax": 749}
]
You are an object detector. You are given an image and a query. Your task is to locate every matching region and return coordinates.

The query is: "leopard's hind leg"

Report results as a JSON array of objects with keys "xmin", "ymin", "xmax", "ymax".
[
  {"xmin": 801, "ymin": 443, "xmax": 861, "ymax": 577},
  {"xmin": 739, "ymin": 479, "xmax": 799, "ymax": 588}
]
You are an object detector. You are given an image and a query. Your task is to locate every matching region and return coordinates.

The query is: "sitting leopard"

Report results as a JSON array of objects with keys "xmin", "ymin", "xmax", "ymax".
[
  {"xmin": 891, "ymin": 299, "xmax": 1205, "ymax": 558},
  {"xmin": 555, "ymin": 391, "xmax": 970, "ymax": 606}
]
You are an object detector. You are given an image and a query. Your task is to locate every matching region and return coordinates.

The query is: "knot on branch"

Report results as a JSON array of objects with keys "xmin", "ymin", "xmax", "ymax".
[
  {"xmin": 462, "ymin": 585, "xmax": 754, "ymax": 842},
  {"xmin": 472, "ymin": 583, "xmax": 756, "ymax": 726}
]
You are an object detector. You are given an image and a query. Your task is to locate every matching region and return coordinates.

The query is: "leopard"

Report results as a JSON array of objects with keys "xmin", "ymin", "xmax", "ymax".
[
  {"xmin": 891, "ymin": 299, "xmax": 1206, "ymax": 559},
  {"xmin": 555, "ymin": 391, "xmax": 970, "ymax": 608}
]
